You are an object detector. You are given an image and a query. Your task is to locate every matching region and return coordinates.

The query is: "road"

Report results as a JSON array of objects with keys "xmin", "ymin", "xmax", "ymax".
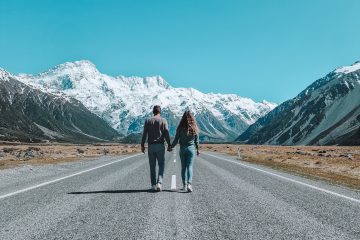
[{"xmin": 0, "ymin": 150, "xmax": 360, "ymax": 240}]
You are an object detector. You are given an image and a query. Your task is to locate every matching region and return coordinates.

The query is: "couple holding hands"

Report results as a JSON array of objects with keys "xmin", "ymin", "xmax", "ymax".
[{"xmin": 141, "ymin": 105, "xmax": 200, "ymax": 192}]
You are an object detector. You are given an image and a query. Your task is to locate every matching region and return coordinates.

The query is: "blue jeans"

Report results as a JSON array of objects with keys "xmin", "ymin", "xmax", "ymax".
[
  {"xmin": 179, "ymin": 145, "xmax": 195, "ymax": 185},
  {"xmin": 148, "ymin": 144, "xmax": 165, "ymax": 186}
]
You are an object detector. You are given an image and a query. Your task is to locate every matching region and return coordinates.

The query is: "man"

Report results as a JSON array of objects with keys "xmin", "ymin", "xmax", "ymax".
[{"xmin": 141, "ymin": 105, "xmax": 172, "ymax": 192}]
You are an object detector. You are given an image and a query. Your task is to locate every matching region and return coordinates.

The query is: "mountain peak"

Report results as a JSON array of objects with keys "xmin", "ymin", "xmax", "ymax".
[
  {"xmin": 334, "ymin": 61, "xmax": 360, "ymax": 74},
  {"xmin": 0, "ymin": 68, "xmax": 11, "ymax": 81},
  {"xmin": 60, "ymin": 60, "xmax": 96, "ymax": 68},
  {"xmin": 144, "ymin": 75, "xmax": 171, "ymax": 89},
  {"xmin": 44, "ymin": 60, "xmax": 99, "ymax": 76}
]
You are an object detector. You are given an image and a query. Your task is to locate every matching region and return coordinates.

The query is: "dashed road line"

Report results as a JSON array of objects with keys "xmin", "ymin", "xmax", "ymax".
[{"xmin": 171, "ymin": 175, "xmax": 177, "ymax": 189}]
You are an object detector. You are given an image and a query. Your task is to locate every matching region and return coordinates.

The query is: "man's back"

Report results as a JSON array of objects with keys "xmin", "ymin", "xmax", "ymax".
[{"xmin": 141, "ymin": 116, "xmax": 171, "ymax": 146}]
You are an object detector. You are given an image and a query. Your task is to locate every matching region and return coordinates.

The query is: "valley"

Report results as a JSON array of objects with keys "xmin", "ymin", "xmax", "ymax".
[{"xmin": 1, "ymin": 141, "xmax": 359, "ymax": 189}]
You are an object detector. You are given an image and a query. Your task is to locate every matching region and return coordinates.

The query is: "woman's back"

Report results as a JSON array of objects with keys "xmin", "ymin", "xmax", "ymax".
[
  {"xmin": 171, "ymin": 110, "xmax": 200, "ymax": 192},
  {"xmin": 172, "ymin": 129, "xmax": 199, "ymax": 149}
]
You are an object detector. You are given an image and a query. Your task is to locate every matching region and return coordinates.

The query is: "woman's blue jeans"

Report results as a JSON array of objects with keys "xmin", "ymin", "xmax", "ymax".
[{"xmin": 179, "ymin": 145, "xmax": 195, "ymax": 185}]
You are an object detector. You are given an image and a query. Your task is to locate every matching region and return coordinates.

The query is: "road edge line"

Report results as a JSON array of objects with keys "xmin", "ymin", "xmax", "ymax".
[
  {"xmin": 0, "ymin": 153, "xmax": 143, "ymax": 200},
  {"xmin": 203, "ymin": 152, "xmax": 360, "ymax": 204}
]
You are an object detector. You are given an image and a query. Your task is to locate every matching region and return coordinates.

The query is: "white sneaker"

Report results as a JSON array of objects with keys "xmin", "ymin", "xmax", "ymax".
[
  {"xmin": 156, "ymin": 183, "xmax": 162, "ymax": 192},
  {"xmin": 182, "ymin": 184, "xmax": 187, "ymax": 190},
  {"xmin": 187, "ymin": 184, "xmax": 193, "ymax": 192},
  {"xmin": 151, "ymin": 185, "xmax": 156, "ymax": 191}
]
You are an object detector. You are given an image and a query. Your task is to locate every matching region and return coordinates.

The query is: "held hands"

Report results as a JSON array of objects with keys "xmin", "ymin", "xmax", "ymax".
[
  {"xmin": 141, "ymin": 146, "xmax": 146, "ymax": 154},
  {"xmin": 167, "ymin": 145, "xmax": 173, "ymax": 152}
]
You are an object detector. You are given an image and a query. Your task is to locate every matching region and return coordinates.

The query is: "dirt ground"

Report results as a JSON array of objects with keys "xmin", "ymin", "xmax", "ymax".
[
  {"xmin": 201, "ymin": 144, "xmax": 360, "ymax": 189},
  {"xmin": 1, "ymin": 142, "xmax": 360, "ymax": 189},
  {"xmin": 0, "ymin": 143, "xmax": 141, "ymax": 169}
]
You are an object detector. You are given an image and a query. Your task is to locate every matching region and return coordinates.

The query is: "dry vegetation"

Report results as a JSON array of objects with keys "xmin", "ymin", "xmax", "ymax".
[
  {"xmin": 201, "ymin": 144, "xmax": 360, "ymax": 189},
  {"xmin": 2, "ymin": 142, "xmax": 359, "ymax": 189},
  {"xmin": 0, "ymin": 142, "xmax": 141, "ymax": 169}
]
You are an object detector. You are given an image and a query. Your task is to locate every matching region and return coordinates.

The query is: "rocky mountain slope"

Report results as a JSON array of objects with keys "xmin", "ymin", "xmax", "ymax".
[
  {"xmin": 16, "ymin": 60, "xmax": 276, "ymax": 141},
  {"xmin": 237, "ymin": 61, "xmax": 360, "ymax": 145},
  {"xmin": 0, "ymin": 68, "xmax": 121, "ymax": 143}
]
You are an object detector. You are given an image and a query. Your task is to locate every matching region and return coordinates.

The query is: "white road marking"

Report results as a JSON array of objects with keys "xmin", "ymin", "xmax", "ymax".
[
  {"xmin": 0, "ymin": 153, "xmax": 143, "ymax": 201},
  {"xmin": 171, "ymin": 175, "xmax": 177, "ymax": 189},
  {"xmin": 203, "ymin": 152, "xmax": 360, "ymax": 204}
]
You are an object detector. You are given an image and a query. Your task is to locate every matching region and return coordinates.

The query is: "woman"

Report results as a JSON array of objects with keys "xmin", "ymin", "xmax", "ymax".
[{"xmin": 171, "ymin": 110, "xmax": 200, "ymax": 192}]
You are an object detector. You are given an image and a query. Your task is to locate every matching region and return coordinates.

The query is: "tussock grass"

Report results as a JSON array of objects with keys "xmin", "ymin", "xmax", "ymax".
[
  {"xmin": 201, "ymin": 144, "xmax": 360, "ymax": 189},
  {"xmin": 0, "ymin": 143, "xmax": 141, "ymax": 169}
]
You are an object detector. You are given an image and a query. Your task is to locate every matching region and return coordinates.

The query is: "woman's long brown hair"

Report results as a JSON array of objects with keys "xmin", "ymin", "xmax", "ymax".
[{"xmin": 177, "ymin": 110, "xmax": 199, "ymax": 136}]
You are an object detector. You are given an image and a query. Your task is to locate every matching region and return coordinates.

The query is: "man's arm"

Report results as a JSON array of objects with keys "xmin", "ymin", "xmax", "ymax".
[
  {"xmin": 163, "ymin": 120, "xmax": 171, "ymax": 147},
  {"xmin": 141, "ymin": 120, "xmax": 148, "ymax": 152}
]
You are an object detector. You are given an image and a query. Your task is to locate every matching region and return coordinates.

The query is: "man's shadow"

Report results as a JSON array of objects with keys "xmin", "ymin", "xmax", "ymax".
[{"xmin": 68, "ymin": 189, "xmax": 184, "ymax": 194}]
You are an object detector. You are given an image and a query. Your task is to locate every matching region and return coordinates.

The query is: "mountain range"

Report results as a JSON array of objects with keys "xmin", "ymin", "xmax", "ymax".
[
  {"xmin": 14, "ymin": 60, "xmax": 276, "ymax": 142},
  {"xmin": 1, "ymin": 59, "xmax": 359, "ymax": 145},
  {"xmin": 237, "ymin": 61, "xmax": 360, "ymax": 145},
  {"xmin": 0, "ymin": 68, "xmax": 121, "ymax": 143}
]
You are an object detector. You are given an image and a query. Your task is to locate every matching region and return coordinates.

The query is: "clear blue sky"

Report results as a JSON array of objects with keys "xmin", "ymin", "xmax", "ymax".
[{"xmin": 1, "ymin": 0, "xmax": 360, "ymax": 103}]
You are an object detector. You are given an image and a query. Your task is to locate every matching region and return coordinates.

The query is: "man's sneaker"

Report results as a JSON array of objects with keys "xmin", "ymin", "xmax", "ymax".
[
  {"xmin": 156, "ymin": 183, "xmax": 162, "ymax": 192},
  {"xmin": 151, "ymin": 185, "xmax": 156, "ymax": 191},
  {"xmin": 182, "ymin": 184, "xmax": 187, "ymax": 191},
  {"xmin": 187, "ymin": 184, "xmax": 193, "ymax": 192}
]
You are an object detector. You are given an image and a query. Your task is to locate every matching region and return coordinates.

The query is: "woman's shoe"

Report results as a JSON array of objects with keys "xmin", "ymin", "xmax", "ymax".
[
  {"xmin": 187, "ymin": 184, "xmax": 193, "ymax": 192},
  {"xmin": 182, "ymin": 184, "xmax": 187, "ymax": 191},
  {"xmin": 151, "ymin": 185, "xmax": 156, "ymax": 191}
]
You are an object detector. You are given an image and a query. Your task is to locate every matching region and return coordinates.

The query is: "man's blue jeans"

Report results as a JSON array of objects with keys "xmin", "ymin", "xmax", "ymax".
[
  {"xmin": 179, "ymin": 145, "xmax": 195, "ymax": 185},
  {"xmin": 148, "ymin": 144, "xmax": 165, "ymax": 186}
]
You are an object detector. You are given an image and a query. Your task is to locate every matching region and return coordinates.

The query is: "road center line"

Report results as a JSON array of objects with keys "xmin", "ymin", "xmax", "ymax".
[
  {"xmin": 171, "ymin": 175, "xmax": 177, "ymax": 189},
  {"xmin": 203, "ymin": 152, "xmax": 360, "ymax": 204},
  {"xmin": 0, "ymin": 153, "xmax": 143, "ymax": 201}
]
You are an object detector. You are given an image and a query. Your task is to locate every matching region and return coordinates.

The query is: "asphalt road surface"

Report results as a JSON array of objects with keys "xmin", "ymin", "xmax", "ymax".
[{"xmin": 0, "ymin": 149, "xmax": 360, "ymax": 240}]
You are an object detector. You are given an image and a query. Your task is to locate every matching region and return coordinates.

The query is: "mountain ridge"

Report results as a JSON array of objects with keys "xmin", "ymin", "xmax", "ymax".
[
  {"xmin": 0, "ymin": 69, "xmax": 121, "ymax": 143},
  {"xmin": 16, "ymin": 60, "xmax": 277, "ymax": 142},
  {"xmin": 237, "ymin": 60, "xmax": 360, "ymax": 145}
]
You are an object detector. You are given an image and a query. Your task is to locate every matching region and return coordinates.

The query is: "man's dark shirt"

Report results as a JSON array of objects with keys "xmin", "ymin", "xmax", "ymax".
[{"xmin": 141, "ymin": 116, "xmax": 171, "ymax": 147}]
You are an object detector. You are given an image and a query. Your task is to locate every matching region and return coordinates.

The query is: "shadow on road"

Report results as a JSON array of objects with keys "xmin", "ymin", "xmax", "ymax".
[{"xmin": 68, "ymin": 189, "xmax": 183, "ymax": 194}]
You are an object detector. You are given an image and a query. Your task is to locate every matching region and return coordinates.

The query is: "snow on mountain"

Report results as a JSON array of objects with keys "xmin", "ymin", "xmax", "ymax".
[
  {"xmin": 0, "ymin": 68, "xmax": 11, "ymax": 81},
  {"xmin": 16, "ymin": 60, "xmax": 277, "ymax": 141},
  {"xmin": 237, "ymin": 60, "xmax": 360, "ymax": 145},
  {"xmin": 0, "ymin": 68, "xmax": 121, "ymax": 143},
  {"xmin": 335, "ymin": 61, "xmax": 360, "ymax": 74}
]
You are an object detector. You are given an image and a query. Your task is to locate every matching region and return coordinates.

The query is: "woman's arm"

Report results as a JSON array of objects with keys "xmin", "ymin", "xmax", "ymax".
[
  {"xmin": 171, "ymin": 130, "xmax": 180, "ymax": 148},
  {"xmin": 194, "ymin": 134, "xmax": 200, "ymax": 155}
]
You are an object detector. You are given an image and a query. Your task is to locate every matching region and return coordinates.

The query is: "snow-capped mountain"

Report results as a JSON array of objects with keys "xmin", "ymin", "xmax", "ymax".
[
  {"xmin": 237, "ymin": 61, "xmax": 360, "ymax": 145},
  {"xmin": 0, "ymin": 68, "xmax": 121, "ymax": 143},
  {"xmin": 16, "ymin": 60, "xmax": 276, "ymax": 141}
]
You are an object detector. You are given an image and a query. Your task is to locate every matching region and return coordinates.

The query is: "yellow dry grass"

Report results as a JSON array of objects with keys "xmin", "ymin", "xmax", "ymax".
[
  {"xmin": 0, "ymin": 143, "xmax": 141, "ymax": 169},
  {"xmin": 201, "ymin": 144, "xmax": 360, "ymax": 189}
]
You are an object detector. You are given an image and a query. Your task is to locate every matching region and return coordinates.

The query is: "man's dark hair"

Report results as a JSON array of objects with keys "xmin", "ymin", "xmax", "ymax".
[{"xmin": 153, "ymin": 105, "xmax": 161, "ymax": 115}]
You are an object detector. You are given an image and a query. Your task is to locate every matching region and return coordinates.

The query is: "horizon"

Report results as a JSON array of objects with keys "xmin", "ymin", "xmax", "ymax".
[{"xmin": 1, "ymin": 0, "xmax": 360, "ymax": 103}]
